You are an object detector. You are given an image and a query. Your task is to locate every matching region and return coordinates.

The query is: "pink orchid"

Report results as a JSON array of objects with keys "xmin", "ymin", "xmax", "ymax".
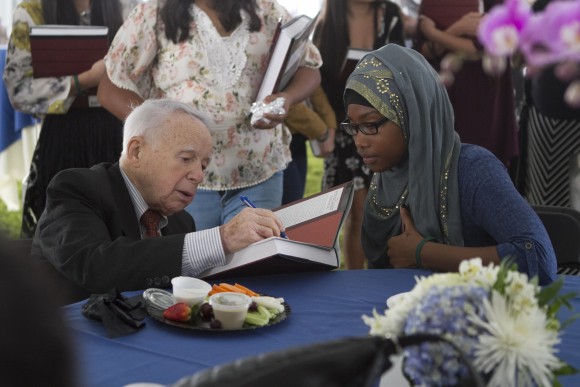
[
  {"xmin": 520, "ymin": 1, "xmax": 580, "ymax": 67},
  {"xmin": 478, "ymin": 0, "xmax": 531, "ymax": 57}
]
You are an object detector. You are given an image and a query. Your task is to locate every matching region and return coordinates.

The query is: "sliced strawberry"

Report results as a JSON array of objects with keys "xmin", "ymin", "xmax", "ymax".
[{"xmin": 163, "ymin": 303, "xmax": 192, "ymax": 322}]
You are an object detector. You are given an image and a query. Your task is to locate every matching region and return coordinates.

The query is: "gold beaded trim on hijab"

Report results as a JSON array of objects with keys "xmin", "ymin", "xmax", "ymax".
[
  {"xmin": 369, "ymin": 176, "xmax": 409, "ymax": 218},
  {"xmin": 349, "ymin": 57, "xmax": 409, "ymax": 218},
  {"xmin": 438, "ymin": 146, "xmax": 454, "ymax": 242}
]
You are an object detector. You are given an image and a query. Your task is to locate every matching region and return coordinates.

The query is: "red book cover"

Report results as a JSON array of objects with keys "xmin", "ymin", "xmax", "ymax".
[
  {"xmin": 198, "ymin": 181, "xmax": 354, "ymax": 280},
  {"xmin": 29, "ymin": 25, "xmax": 109, "ymax": 78}
]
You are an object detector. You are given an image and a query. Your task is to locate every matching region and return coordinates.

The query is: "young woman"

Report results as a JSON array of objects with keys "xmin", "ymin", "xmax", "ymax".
[
  {"xmin": 3, "ymin": 0, "xmax": 136, "ymax": 237},
  {"xmin": 313, "ymin": 0, "xmax": 406, "ymax": 269},
  {"xmin": 97, "ymin": 0, "xmax": 322, "ymax": 230},
  {"xmin": 343, "ymin": 44, "xmax": 556, "ymax": 285}
]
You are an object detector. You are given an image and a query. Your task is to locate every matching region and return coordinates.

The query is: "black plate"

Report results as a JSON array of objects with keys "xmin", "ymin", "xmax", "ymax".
[{"xmin": 143, "ymin": 288, "xmax": 291, "ymax": 331}]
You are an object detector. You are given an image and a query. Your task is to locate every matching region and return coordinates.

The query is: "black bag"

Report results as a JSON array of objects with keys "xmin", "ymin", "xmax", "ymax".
[{"xmin": 171, "ymin": 334, "xmax": 485, "ymax": 387}]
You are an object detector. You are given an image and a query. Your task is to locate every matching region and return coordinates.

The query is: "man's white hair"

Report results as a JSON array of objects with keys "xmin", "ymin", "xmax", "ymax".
[{"xmin": 121, "ymin": 99, "xmax": 206, "ymax": 156}]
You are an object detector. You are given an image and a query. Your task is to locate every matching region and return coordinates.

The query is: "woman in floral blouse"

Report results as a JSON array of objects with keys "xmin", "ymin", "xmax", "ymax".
[
  {"xmin": 97, "ymin": 0, "xmax": 322, "ymax": 231},
  {"xmin": 3, "ymin": 0, "xmax": 136, "ymax": 238}
]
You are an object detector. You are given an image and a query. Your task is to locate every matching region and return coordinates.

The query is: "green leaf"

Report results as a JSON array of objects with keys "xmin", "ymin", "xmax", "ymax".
[
  {"xmin": 538, "ymin": 278, "xmax": 564, "ymax": 307},
  {"xmin": 492, "ymin": 257, "xmax": 518, "ymax": 294},
  {"xmin": 554, "ymin": 363, "xmax": 578, "ymax": 377}
]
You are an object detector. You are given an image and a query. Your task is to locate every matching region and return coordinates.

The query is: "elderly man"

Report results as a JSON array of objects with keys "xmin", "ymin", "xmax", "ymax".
[{"xmin": 32, "ymin": 99, "xmax": 286, "ymax": 302}]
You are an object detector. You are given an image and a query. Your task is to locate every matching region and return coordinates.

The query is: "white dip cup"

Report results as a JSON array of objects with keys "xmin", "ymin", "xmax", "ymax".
[
  {"xmin": 171, "ymin": 276, "xmax": 211, "ymax": 307},
  {"xmin": 209, "ymin": 292, "xmax": 252, "ymax": 329}
]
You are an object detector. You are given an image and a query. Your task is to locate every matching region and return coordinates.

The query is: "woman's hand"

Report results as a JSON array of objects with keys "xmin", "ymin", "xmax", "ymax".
[
  {"xmin": 314, "ymin": 127, "xmax": 335, "ymax": 157},
  {"xmin": 74, "ymin": 58, "xmax": 106, "ymax": 94},
  {"xmin": 83, "ymin": 59, "xmax": 106, "ymax": 88},
  {"xmin": 387, "ymin": 207, "xmax": 424, "ymax": 268},
  {"xmin": 252, "ymin": 92, "xmax": 291, "ymax": 129}
]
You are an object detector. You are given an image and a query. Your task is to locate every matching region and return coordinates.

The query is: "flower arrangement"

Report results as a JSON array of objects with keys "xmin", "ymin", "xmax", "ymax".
[{"xmin": 362, "ymin": 258, "xmax": 578, "ymax": 386}]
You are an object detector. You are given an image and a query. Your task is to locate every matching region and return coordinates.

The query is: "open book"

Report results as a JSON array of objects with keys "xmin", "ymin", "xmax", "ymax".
[
  {"xmin": 255, "ymin": 13, "xmax": 318, "ymax": 102},
  {"xmin": 199, "ymin": 181, "xmax": 354, "ymax": 280},
  {"xmin": 29, "ymin": 25, "xmax": 109, "ymax": 78}
]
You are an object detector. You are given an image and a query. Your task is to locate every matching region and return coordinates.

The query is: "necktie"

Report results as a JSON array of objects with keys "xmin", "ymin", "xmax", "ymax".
[{"xmin": 141, "ymin": 209, "xmax": 162, "ymax": 238}]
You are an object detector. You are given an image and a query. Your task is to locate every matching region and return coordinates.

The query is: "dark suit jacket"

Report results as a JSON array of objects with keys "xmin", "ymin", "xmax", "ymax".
[{"xmin": 32, "ymin": 162, "xmax": 195, "ymax": 303}]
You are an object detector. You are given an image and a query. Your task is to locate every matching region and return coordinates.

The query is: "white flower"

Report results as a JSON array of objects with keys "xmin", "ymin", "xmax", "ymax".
[
  {"xmin": 505, "ymin": 271, "xmax": 538, "ymax": 315},
  {"xmin": 459, "ymin": 257, "xmax": 484, "ymax": 278},
  {"xmin": 362, "ymin": 289, "xmax": 423, "ymax": 337},
  {"xmin": 468, "ymin": 290, "xmax": 561, "ymax": 387}
]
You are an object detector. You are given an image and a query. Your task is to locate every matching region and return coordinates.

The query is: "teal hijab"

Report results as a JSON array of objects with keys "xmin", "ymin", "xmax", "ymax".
[{"xmin": 345, "ymin": 44, "xmax": 464, "ymax": 269}]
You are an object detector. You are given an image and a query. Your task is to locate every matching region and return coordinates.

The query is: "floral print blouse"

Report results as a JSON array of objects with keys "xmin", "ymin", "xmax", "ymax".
[
  {"xmin": 2, "ymin": 0, "xmax": 137, "ymax": 116},
  {"xmin": 105, "ymin": 0, "xmax": 322, "ymax": 190}
]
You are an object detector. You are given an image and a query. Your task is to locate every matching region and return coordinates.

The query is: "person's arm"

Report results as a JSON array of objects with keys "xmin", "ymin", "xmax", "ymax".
[
  {"xmin": 253, "ymin": 29, "xmax": 323, "ymax": 129},
  {"xmin": 254, "ymin": 67, "xmax": 322, "ymax": 129},
  {"xmin": 285, "ymin": 102, "xmax": 335, "ymax": 157},
  {"xmin": 309, "ymin": 85, "xmax": 337, "ymax": 129},
  {"xmin": 285, "ymin": 102, "xmax": 327, "ymax": 139},
  {"xmin": 418, "ymin": 14, "xmax": 480, "ymax": 59},
  {"xmin": 97, "ymin": 1, "xmax": 156, "ymax": 120},
  {"xmin": 97, "ymin": 73, "xmax": 144, "ymax": 121},
  {"xmin": 278, "ymin": 67, "xmax": 322, "ymax": 107},
  {"xmin": 387, "ymin": 207, "xmax": 500, "ymax": 271},
  {"xmin": 387, "ymin": 147, "xmax": 556, "ymax": 283}
]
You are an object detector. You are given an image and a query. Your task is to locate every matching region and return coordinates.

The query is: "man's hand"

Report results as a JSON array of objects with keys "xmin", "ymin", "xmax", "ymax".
[
  {"xmin": 387, "ymin": 207, "xmax": 423, "ymax": 268},
  {"xmin": 219, "ymin": 208, "xmax": 286, "ymax": 255}
]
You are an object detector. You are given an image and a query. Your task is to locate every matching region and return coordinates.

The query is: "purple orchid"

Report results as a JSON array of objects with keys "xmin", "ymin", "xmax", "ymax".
[
  {"xmin": 478, "ymin": 0, "xmax": 531, "ymax": 57},
  {"xmin": 520, "ymin": 1, "xmax": 580, "ymax": 67}
]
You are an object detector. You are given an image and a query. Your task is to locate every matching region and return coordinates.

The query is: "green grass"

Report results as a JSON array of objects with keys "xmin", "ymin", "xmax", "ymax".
[
  {"xmin": 305, "ymin": 142, "xmax": 324, "ymax": 197},
  {"xmin": 0, "ymin": 195, "xmax": 21, "ymax": 238}
]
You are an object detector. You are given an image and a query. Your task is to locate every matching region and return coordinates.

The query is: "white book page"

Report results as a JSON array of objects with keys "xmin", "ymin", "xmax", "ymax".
[{"xmin": 274, "ymin": 187, "xmax": 344, "ymax": 227}]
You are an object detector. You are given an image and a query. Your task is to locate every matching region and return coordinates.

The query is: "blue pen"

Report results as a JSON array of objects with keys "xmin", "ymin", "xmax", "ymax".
[{"xmin": 240, "ymin": 196, "xmax": 288, "ymax": 239}]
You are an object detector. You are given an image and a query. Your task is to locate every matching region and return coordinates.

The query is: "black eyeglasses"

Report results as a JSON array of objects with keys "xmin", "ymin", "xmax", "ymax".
[{"xmin": 340, "ymin": 116, "xmax": 389, "ymax": 135}]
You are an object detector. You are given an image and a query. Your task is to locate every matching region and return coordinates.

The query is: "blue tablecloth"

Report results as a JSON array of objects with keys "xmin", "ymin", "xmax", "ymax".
[
  {"xmin": 63, "ymin": 269, "xmax": 580, "ymax": 387},
  {"xmin": 0, "ymin": 46, "xmax": 37, "ymax": 152}
]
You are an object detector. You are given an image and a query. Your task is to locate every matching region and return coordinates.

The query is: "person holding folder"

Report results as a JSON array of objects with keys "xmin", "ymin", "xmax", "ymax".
[
  {"xmin": 97, "ymin": 0, "xmax": 322, "ymax": 232},
  {"xmin": 3, "ymin": 0, "xmax": 138, "ymax": 238}
]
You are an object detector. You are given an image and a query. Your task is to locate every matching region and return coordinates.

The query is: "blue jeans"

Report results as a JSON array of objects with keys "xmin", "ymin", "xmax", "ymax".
[
  {"xmin": 283, "ymin": 133, "xmax": 307, "ymax": 205},
  {"xmin": 186, "ymin": 171, "xmax": 284, "ymax": 231}
]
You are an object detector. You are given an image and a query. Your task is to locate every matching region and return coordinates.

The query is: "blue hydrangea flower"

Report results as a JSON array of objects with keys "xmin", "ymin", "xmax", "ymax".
[{"xmin": 402, "ymin": 285, "xmax": 488, "ymax": 386}]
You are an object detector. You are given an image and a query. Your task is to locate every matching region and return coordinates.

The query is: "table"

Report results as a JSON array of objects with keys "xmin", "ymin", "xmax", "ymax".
[{"xmin": 63, "ymin": 269, "xmax": 580, "ymax": 387}]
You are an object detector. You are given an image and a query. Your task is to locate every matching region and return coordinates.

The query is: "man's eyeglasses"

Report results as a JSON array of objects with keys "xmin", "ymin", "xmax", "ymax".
[{"xmin": 340, "ymin": 117, "xmax": 389, "ymax": 135}]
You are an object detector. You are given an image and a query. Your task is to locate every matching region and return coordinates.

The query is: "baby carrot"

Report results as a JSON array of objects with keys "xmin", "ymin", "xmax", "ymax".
[
  {"xmin": 233, "ymin": 283, "xmax": 259, "ymax": 297},
  {"xmin": 219, "ymin": 283, "xmax": 246, "ymax": 294},
  {"xmin": 208, "ymin": 284, "xmax": 228, "ymax": 296}
]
